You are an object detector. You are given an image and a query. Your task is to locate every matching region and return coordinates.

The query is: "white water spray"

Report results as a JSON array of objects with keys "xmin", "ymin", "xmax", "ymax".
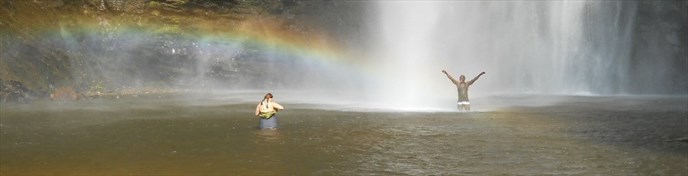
[{"xmin": 368, "ymin": 1, "xmax": 638, "ymax": 109}]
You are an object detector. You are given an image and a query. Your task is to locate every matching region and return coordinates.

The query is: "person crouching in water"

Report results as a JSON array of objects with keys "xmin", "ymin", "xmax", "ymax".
[
  {"xmin": 442, "ymin": 70, "xmax": 485, "ymax": 111},
  {"xmin": 255, "ymin": 93, "xmax": 285, "ymax": 129}
]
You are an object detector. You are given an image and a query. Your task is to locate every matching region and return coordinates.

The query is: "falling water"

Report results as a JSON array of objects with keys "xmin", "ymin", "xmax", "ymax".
[
  {"xmin": 369, "ymin": 1, "xmax": 644, "ymax": 109},
  {"xmin": 1, "ymin": 1, "xmax": 687, "ymax": 175}
]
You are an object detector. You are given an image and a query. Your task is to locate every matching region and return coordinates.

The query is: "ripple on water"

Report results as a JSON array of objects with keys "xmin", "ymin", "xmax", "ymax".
[{"xmin": 1, "ymin": 95, "xmax": 686, "ymax": 175}]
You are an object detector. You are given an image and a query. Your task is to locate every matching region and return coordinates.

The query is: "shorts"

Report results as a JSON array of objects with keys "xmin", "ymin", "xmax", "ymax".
[{"xmin": 259, "ymin": 116, "xmax": 279, "ymax": 129}]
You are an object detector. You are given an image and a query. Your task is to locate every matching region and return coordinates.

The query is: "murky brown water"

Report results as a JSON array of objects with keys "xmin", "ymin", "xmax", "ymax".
[{"xmin": 1, "ymin": 95, "xmax": 687, "ymax": 175}]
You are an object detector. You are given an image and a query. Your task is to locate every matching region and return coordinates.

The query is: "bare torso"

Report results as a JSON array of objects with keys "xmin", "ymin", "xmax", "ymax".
[
  {"xmin": 457, "ymin": 82, "xmax": 469, "ymax": 102},
  {"xmin": 442, "ymin": 70, "xmax": 485, "ymax": 104}
]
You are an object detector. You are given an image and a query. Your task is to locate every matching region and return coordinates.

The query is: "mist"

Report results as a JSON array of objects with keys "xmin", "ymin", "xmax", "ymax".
[
  {"xmin": 1, "ymin": 0, "xmax": 686, "ymax": 110},
  {"xmin": 361, "ymin": 1, "xmax": 687, "ymax": 110}
]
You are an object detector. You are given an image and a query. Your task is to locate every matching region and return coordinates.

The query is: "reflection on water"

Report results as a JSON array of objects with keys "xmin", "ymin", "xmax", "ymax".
[
  {"xmin": 1, "ymin": 94, "xmax": 686, "ymax": 175},
  {"xmin": 255, "ymin": 128, "xmax": 283, "ymax": 141}
]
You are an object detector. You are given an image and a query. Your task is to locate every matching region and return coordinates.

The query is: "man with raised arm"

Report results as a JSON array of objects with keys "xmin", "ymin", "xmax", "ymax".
[{"xmin": 442, "ymin": 70, "xmax": 485, "ymax": 111}]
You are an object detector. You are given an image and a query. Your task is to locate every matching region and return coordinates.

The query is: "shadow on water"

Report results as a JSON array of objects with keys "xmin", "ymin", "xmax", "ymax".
[{"xmin": 254, "ymin": 128, "xmax": 284, "ymax": 141}]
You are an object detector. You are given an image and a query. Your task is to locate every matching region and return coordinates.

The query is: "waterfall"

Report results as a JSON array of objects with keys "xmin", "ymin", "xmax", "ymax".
[{"xmin": 368, "ymin": 1, "xmax": 642, "ymax": 108}]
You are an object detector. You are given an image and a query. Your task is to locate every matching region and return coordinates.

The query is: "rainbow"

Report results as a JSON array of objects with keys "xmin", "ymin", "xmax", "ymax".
[
  {"xmin": 0, "ymin": 1, "xmax": 380, "ymax": 92},
  {"xmin": 83, "ymin": 21, "xmax": 351, "ymax": 65},
  {"xmin": 1, "ymin": 3, "xmax": 368, "ymax": 75}
]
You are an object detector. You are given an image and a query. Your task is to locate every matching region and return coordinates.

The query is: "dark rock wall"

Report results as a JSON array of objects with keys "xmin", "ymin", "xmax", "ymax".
[
  {"xmin": 628, "ymin": 0, "xmax": 687, "ymax": 94},
  {"xmin": 0, "ymin": 0, "xmax": 368, "ymax": 101}
]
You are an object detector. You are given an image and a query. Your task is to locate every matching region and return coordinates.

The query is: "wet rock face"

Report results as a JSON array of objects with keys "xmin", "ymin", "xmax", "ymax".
[
  {"xmin": 629, "ymin": 0, "xmax": 688, "ymax": 94},
  {"xmin": 49, "ymin": 87, "xmax": 79, "ymax": 101},
  {"xmin": 0, "ymin": 79, "xmax": 30, "ymax": 102},
  {"xmin": 0, "ymin": 0, "xmax": 367, "ymax": 102}
]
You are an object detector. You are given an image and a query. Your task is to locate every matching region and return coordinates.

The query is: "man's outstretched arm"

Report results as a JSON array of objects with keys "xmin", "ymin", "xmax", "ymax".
[
  {"xmin": 442, "ymin": 70, "xmax": 459, "ymax": 85},
  {"xmin": 468, "ymin": 72, "xmax": 486, "ymax": 85}
]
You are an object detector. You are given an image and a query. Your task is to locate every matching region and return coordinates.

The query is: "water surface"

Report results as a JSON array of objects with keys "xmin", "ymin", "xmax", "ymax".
[{"xmin": 1, "ymin": 94, "xmax": 686, "ymax": 175}]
